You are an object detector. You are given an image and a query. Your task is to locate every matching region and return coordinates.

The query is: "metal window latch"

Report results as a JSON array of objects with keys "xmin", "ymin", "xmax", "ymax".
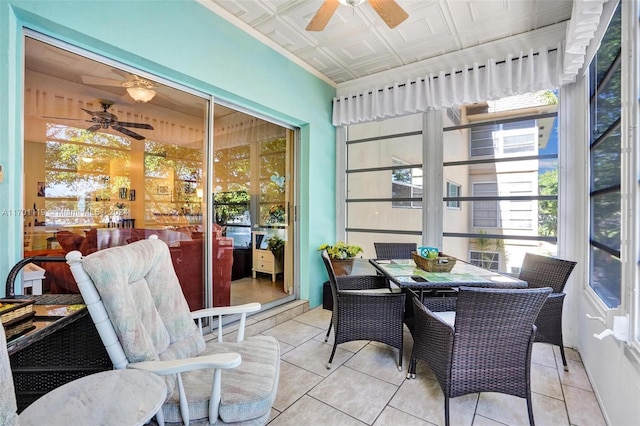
[{"xmin": 587, "ymin": 314, "xmax": 629, "ymax": 341}]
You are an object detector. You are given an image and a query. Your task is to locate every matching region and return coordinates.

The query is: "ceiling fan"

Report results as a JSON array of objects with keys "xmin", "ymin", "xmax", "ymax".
[
  {"xmin": 306, "ymin": 0, "xmax": 408, "ymax": 31},
  {"xmin": 43, "ymin": 100, "xmax": 154, "ymax": 140}
]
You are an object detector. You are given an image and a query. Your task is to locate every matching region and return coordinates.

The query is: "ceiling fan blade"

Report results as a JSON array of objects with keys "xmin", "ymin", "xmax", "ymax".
[
  {"xmin": 367, "ymin": 0, "xmax": 408, "ymax": 29},
  {"xmin": 81, "ymin": 108, "xmax": 97, "ymax": 116},
  {"xmin": 86, "ymin": 124, "xmax": 101, "ymax": 132},
  {"xmin": 112, "ymin": 125, "xmax": 146, "ymax": 140},
  {"xmin": 81, "ymin": 75, "xmax": 125, "ymax": 87},
  {"xmin": 41, "ymin": 115, "xmax": 86, "ymax": 121},
  {"xmin": 117, "ymin": 121, "xmax": 154, "ymax": 130},
  {"xmin": 306, "ymin": 0, "xmax": 339, "ymax": 31}
]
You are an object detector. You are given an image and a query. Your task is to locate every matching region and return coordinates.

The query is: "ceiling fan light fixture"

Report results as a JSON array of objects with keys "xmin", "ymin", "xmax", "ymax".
[
  {"xmin": 338, "ymin": 0, "xmax": 365, "ymax": 6},
  {"xmin": 126, "ymin": 86, "xmax": 156, "ymax": 103}
]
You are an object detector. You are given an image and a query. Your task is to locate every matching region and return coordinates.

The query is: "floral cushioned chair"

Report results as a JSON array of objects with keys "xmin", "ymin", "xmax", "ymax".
[{"xmin": 66, "ymin": 236, "xmax": 280, "ymax": 425}]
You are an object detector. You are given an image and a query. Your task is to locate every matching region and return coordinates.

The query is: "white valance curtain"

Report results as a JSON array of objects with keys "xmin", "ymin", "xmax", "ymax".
[
  {"xmin": 332, "ymin": 0, "xmax": 610, "ymax": 127},
  {"xmin": 561, "ymin": 0, "xmax": 609, "ymax": 85},
  {"xmin": 332, "ymin": 45, "xmax": 562, "ymax": 126}
]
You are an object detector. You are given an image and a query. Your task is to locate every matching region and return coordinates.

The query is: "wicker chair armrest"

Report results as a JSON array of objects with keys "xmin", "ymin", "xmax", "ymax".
[
  {"xmin": 335, "ymin": 274, "xmax": 388, "ymax": 291},
  {"xmin": 336, "ymin": 291, "xmax": 406, "ymax": 332},
  {"xmin": 547, "ymin": 292, "xmax": 566, "ymax": 301},
  {"xmin": 412, "ymin": 300, "xmax": 454, "ymax": 388}
]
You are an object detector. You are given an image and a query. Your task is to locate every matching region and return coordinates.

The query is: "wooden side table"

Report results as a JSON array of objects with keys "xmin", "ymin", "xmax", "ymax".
[{"xmin": 19, "ymin": 369, "xmax": 166, "ymax": 426}]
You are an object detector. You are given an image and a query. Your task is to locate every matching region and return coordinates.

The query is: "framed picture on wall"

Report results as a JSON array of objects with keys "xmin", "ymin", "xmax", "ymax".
[
  {"xmin": 129, "ymin": 189, "xmax": 136, "ymax": 201},
  {"xmin": 157, "ymin": 185, "xmax": 170, "ymax": 195},
  {"xmin": 37, "ymin": 182, "xmax": 45, "ymax": 197}
]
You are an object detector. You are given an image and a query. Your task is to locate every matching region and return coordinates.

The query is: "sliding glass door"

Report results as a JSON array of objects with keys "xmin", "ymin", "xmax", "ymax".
[{"xmin": 22, "ymin": 34, "xmax": 296, "ymax": 309}]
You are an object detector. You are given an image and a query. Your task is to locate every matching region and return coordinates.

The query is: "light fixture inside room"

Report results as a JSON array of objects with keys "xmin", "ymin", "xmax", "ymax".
[
  {"xmin": 126, "ymin": 85, "xmax": 156, "ymax": 103},
  {"xmin": 338, "ymin": 0, "xmax": 365, "ymax": 6},
  {"xmin": 80, "ymin": 157, "xmax": 94, "ymax": 163}
]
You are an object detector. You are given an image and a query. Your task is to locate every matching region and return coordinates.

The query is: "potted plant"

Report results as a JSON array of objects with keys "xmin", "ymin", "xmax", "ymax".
[
  {"xmin": 266, "ymin": 235, "xmax": 285, "ymax": 262},
  {"xmin": 318, "ymin": 241, "xmax": 363, "ymax": 276}
]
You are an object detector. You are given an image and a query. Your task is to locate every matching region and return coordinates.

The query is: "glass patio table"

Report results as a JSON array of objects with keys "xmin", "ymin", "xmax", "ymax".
[{"xmin": 368, "ymin": 257, "xmax": 527, "ymax": 296}]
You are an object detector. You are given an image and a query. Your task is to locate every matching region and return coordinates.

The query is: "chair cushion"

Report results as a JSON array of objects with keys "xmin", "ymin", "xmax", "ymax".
[
  {"xmin": 433, "ymin": 311, "xmax": 456, "ymax": 326},
  {"xmin": 161, "ymin": 335, "xmax": 280, "ymax": 424},
  {"xmin": 82, "ymin": 239, "xmax": 205, "ymax": 363}
]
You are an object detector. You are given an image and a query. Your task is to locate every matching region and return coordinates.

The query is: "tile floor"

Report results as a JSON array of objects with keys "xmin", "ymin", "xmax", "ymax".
[{"xmin": 263, "ymin": 306, "xmax": 607, "ymax": 426}]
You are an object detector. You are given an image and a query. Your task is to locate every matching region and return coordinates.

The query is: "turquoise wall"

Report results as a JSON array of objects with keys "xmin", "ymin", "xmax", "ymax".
[{"xmin": 0, "ymin": 0, "xmax": 336, "ymax": 306}]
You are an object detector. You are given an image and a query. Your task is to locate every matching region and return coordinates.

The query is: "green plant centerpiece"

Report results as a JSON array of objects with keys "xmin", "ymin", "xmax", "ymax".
[
  {"xmin": 318, "ymin": 241, "xmax": 363, "ymax": 276},
  {"xmin": 266, "ymin": 235, "xmax": 285, "ymax": 262}
]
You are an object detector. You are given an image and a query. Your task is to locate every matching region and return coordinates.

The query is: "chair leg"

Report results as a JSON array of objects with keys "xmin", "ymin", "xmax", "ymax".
[
  {"xmin": 559, "ymin": 345, "xmax": 569, "ymax": 371},
  {"xmin": 156, "ymin": 408, "xmax": 165, "ymax": 426},
  {"xmin": 444, "ymin": 396, "xmax": 450, "ymax": 426},
  {"xmin": 324, "ymin": 316, "xmax": 333, "ymax": 343},
  {"xmin": 327, "ymin": 341, "xmax": 338, "ymax": 369},
  {"xmin": 397, "ymin": 344, "xmax": 403, "ymax": 371},
  {"xmin": 406, "ymin": 356, "xmax": 416, "ymax": 379},
  {"xmin": 527, "ymin": 393, "xmax": 535, "ymax": 426}
]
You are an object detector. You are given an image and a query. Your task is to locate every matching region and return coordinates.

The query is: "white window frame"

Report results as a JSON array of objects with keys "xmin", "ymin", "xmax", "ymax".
[
  {"xmin": 391, "ymin": 158, "xmax": 423, "ymax": 209},
  {"xmin": 470, "ymin": 122, "xmax": 538, "ymax": 158},
  {"xmin": 472, "ymin": 182, "xmax": 499, "ymax": 228},
  {"xmin": 469, "ymin": 250, "xmax": 500, "ymax": 270},
  {"xmin": 446, "ymin": 181, "xmax": 461, "ymax": 209}
]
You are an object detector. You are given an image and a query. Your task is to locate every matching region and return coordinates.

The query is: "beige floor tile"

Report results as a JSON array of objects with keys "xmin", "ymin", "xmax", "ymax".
[
  {"xmin": 563, "ymin": 385, "xmax": 606, "ymax": 426},
  {"xmin": 259, "ymin": 302, "xmax": 606, "ymax": 426},
  {"xmin": 314, "ymin": 330, "xmax": 370, "ymax": 353},
  {"xmin": 532, "ymin": 343, "xmax": 558, "ymax": 368},
  {"xmin": 272, "ymin": 361, "xmax": 324, "ymax": 412},
  {"xmin": 476, "ymin": 392, "xmax": 531, "ymax": 425},
  {"xmin": 472, "ymin": 414, "xmax": 505, "ymax": 426},
  {"xmin": 389, "ymin": 376, "xmax": 477, "ymax": 425},
  {"xmin": 268, "ymin": 395, "xmax": 366, "ymax": 426},
  {"xmin": 281, "ymin": 338, "xmax": 355, "ymax": 376},
  {"xmin": 557, "ymin": 358, "xmax": 593, "ymax": 391},
  {"xmin": 262, "ymin": 318, "xmax": 325, "ymax": 347},
  {"xmin": 344, "ymin": 344, "xmax": 407, "ymax": 386},
  {"xmin": 293, "ymin": 307, "xmax": 332, "ymax": 329},
  {"xmin": 308, "ymin": 366, "xmax": 399, "ymax": 425},
  {"xmin": 373, "ymin": 406, "xmax": 434, "ymax": 426},
  {"xmin": 532, "ymin": 393, "xmax": 570, "ymax": 426},
  {"xmin": 556, "ymin": 345, "xmax": 582, "ymax": 363},
  {"xmin": 531, "ymin": 362, "xmax": 563, "ymax": 400}
]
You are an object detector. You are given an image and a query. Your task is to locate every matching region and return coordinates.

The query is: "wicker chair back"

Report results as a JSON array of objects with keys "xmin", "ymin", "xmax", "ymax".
[
  {"xmin": 374, "ymin": 242, "xmax": 417, "ymax": 259},
  {"xmin": 518, "ymin": 253, "xmax": 577, "ymax": 370},
  {"xmin": 518, "ymin": 253, "xmax": 577, "ymax": 293},
  {"xmin": 410, "ymin": 286, "xmax": 552, "ymax": 426},
  {"xmin": 320, "ymin": 249, "xmax": 406, "ymax": 370}
]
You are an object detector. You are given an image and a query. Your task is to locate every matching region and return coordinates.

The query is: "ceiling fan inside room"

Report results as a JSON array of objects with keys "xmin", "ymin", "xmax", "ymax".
[
  {"xmin": 306, "ymin": 0, "xmax": 408, "ymax": 31},
  {"xmin": 42, "ymin": 99, "xmax": 154, "ymax": 140}
]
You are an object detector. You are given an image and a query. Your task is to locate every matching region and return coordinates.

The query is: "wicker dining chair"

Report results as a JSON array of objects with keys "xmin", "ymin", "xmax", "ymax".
[
  {"xmin": 373, "ymin": 242, "xmax": 417, "ymax": 259},
  {"xmin": 321, "ymin": 250, "xmax": 406, "ymax": 370},
  {"xmin": 409, "ymin": 286, "xmax": 551, "ymax": 426},
  {"xmin": 518, "ymin": 253, "xmax": 577, "ymax": 370}
]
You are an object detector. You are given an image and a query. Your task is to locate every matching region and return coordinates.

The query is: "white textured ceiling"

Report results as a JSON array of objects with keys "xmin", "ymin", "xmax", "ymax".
[{"xmin": 204, "ymin": 0, "xmax": 573, "ymax": 87}]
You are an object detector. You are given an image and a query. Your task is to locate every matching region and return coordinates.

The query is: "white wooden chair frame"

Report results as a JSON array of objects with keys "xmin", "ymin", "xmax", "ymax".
[{"xmin": 66, "ymin": 248, "xmax": 261, "ymax": 426}]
